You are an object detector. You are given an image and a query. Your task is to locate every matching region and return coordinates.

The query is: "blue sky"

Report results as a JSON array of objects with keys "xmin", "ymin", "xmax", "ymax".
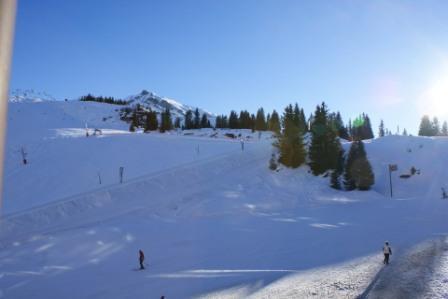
[{"xmin": 10, "ymin": 0, "xmax": 448, "ymax": 134}]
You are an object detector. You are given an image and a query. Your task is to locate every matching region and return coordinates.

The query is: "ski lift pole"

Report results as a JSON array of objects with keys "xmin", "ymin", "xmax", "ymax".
[
  {"xmin": 388, "ymin": 164, "xmax": 398, "ymax": 198},
  {"xmin": 0, "ymin": 0, "xmax": 17, "ymax": 215},
  {"xmin": 389, "ymin": 168, "xmax": 392, "ymax": 198},
  {"xmin": 119, "ymin": 166, "xmax": 124, "ymax": 184}
]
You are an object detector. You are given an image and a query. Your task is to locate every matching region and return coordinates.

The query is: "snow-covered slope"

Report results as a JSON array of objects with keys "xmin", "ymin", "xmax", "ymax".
[
  {"xmin": 360, "ymin": 135, "xmax": 448, "ymax": 200},
  {"xmin": 3, "ymin": 100, "xmax": 251, "ymax": 214},
  {"xmin": 0, "ymin": 100, "xmax": 447, "ymax": 298}
]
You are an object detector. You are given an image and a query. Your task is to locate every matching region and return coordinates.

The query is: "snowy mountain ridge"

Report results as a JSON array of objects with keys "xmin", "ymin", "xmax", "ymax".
[
  {"xmin": 9, "ymin": 88, "xmax": 215, "ymax": 120},
  {"xmin": 125, "ymin": 89, "xmax": 214, "ymax": 119},
  {"xmin": 9, "ymin": 89, "xmax": 56, "ymax": 103}
]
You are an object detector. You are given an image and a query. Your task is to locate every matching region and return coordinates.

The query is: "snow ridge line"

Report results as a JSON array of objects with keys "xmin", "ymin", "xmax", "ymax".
[
  {"xmin": 0, "ymin": 145, "xmax": 268, "ymax": 239},
  {"xmin": 1, "ymin": 145, "xmax": 245, "ymax": 219}
]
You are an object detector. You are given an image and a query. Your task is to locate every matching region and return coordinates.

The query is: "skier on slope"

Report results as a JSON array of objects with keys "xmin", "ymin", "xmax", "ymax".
[
  {"xmin": 139, "ymin": 249, "xmax": 145, "ymax": 270},
  {"xmin": 383, "ymin": 241, "xmax": 392, "ymax": 265}
]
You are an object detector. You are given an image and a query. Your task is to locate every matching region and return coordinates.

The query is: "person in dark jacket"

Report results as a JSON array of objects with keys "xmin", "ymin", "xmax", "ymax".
[
  {"xmin": 383, "ymin": 241, "xmax": 392, "ymax": 265},
  {"xmin": 139, "ymin": 249, "xmax": 145, "ymax": 270}
]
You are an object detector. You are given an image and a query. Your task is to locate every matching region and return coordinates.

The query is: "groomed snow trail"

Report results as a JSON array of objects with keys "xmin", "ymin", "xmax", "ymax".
[
  {"xmin": 197, "ymin": 255, "xmax": 383, "ymax": 299},
  {"xmin": 424, "ymin": 237, "xmax": 448, "ymax": 298},
  {"xmin": 0, "ymin": 141, "xmax": 266, "ymax": 244},
  {"xmin": 361, "ymin": 237, "xmax": 448, "ymax": 299}
]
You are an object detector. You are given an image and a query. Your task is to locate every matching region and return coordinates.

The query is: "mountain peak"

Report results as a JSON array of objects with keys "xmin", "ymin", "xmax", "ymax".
[
  {"xmin": 125, "ymin": 89, "xmax": 213, "ymax": 118},
  {"xmin": 9, "ymin": 89, "xmax": 56, "ymax": 103}
]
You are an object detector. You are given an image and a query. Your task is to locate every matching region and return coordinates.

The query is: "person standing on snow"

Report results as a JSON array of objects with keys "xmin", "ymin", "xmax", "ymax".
[
  {"xmin": 139, "ymin": 249, "xmax": 145, "ymax": 270},
  {"xmin": 383, "ymin": 241, "xmax": 392, "ymax": 265}
]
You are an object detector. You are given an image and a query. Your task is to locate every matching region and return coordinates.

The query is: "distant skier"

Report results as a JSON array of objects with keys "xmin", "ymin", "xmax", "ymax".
[
  {"xmin": 442, "ymin": 188, "xmax": 448, "ymax": 199},
  {"xmin": 139, "ymin": 249, "xmax": 145, "ymax": 270},
  {"xmin": 383, "ymin": 241, "xmax": 392, "ymax": 265},
  {"xmin": 240, "ymin": 139, "xmax": 244, "ymax": 151}
]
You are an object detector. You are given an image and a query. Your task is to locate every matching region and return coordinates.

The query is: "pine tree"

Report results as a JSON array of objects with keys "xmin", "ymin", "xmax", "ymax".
[
  {"xmin": 194, "ymin": 108, "xmax": 201, "ymax": 129},
  {"xmin": 278, "ymin": 104, "xmax": 306, "ymax": 168},
  {"xmin": 432, "ymin": 117, "xmax": 440, "ymax": 136},
  {"xmin": 129, "ymin": 111, "xmax": 138, "ymax": 132},
  {"xmin": 144, "ymin": 111, "xmax": 158, "ymax": 131},
  {"xmin": 269, "ymin": 110, "xmax": 281, "ymax": 134},
  {"xmin": 419, "ymin": 115, "xmax": 433, "ymax": 136},
  {"xmin": 255, "ymin": 108, "xmax": 267, "ymax": 131},
  {"xmin": 229, "ymin": 111, "xmax": 239, "ymax": 129},
  {"xmin": 364, "ymin": 114, "xmax": 374, "ymax": 139},
  {"xmin": 200, "ymin": 113, "xmax": 209, "ymax": 128},
  {"xmin": 215, "ymin": 115, "xmax": 228, "ymax": 129},
  {"xmin": 351, "ymin": 116, "xmax": 362, "ymax": 140},
  {"xmin": 221, "ymin": 115, "xmax": 228, "ymax": 128},
  {"xmin": 160, "ymin": 108, "xmax": 173, "ymax": 132},
  {"xmin": 352, "ymin": 114, "xmax": 374, "ymax": 140},
  {"xmin": 344, "ymin": 141, "xmax": 374, "ymax": 190},
  {"xmin": 293, "ymin": 103, "xmax": 301, "ymax": 129},
  {"xmin": 336, "ymin": 146, "xmax": 345, "ymax": 175},
  {"xmin": 174, "ymin": 117, "xmax": 181, "ymax": 129},
  {"xmin": 308, "ymin": 102, "xmax": 340, "ymax": 175},
  {"xmin": 185, "ymin": 110, "xmax": 193, "ymax": 129},
  {"xmin": 334, "ymin": 112, "xmax": 349, "ymax": 140},
  {"xmin": 379, "ymin": 120, "xmax": 385, "ymax": 137},
  {"xmin": 300, "ymin": 109, "xmax": 307, "ymax": 132},
  {"xmin": 308, "ymin": 113, "xmax": 314, "ymax": 131},
  {"xmin": 352, "ymin": 141, "xmax": 375, "ymax": 190},
  {"xmin": 402, "ymin": 128, "xmax": 408, "ymax": 136},
  {"xmin": 239, "ymin": 110, "xmax": 252, "ymax": 129},
  {"xmin": 330, "ymin": 170, "xmax": 341, "ymax": 189},
  {"xmin": 250, "ymin": 114, "xmax": 256, "ymax": 131},
  {"xmin": 343, "ymin": 142, "xmax": 358, "ymax": 191},
  {"xmin": 442, "ymin": 121, "xmax": 448, "ymax": 136},
  {"xmin": 330, "ymin": 144, "xmax": 345, "ymax": 189},
  {"xmin": 347, "ymin": 119, "xmax": 352, "ymax": 140}
]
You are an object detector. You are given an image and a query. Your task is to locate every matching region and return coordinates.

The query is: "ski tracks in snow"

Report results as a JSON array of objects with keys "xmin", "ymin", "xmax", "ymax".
[
  {"xmin": 361, "ymin": 236, "xmax": 448, "ymax": 299},
  {"xmin": 196, "ymin": 255, "xmax": 383, "ymax": 299},
  {"xmin": 0, "ymin": 144, "xmax": 269, "ymax": 244},
  {"xmin": 197, "ymin": 237, "xmax": 448, "ymax": 299}
]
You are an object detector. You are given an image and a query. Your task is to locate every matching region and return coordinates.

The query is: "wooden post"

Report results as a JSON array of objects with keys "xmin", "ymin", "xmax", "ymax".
[{"xmin": 0, "ymin": 0, "xmax": 17, "ymax": 214}]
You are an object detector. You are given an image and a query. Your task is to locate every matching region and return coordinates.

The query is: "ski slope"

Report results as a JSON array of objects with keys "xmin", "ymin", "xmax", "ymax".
[
  {"xmin": 3, "ymin": 100, "xmax": 251, "ymax": 214},
  {"xmin": 1, "ymin": 100, "xmax": 448, "ymax": 298}
]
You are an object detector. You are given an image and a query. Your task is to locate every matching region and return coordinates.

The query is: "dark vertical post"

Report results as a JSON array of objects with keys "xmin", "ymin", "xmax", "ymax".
[
  {"xmin": 119, "ymin": 167, "xmax": 124, "ymax": 184},
  {"xmin": 389, "ymin": 166, "xmax": 393, "ymax": 198}
]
